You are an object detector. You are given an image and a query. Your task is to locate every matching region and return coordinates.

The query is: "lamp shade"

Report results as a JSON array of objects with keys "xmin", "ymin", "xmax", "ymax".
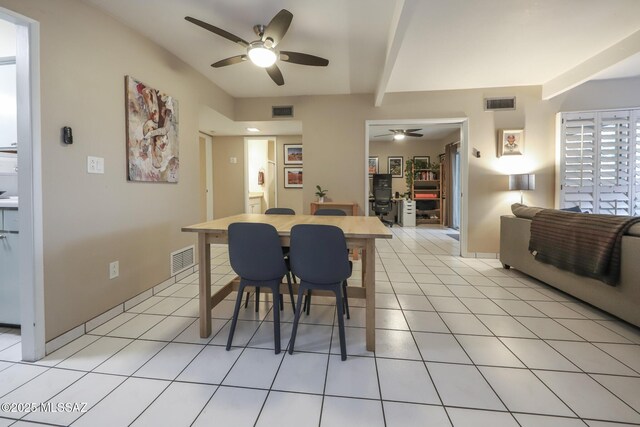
[{"xmin": 509, "ymin": 174, "xmax": 535, "ymax": 191}]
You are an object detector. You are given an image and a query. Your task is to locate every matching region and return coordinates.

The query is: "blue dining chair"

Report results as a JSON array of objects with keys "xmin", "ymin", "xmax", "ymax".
[
  {"xmin": 314, "ymin": 208, "xmax": 347, "ymax": 216},
  {"xmin": 243, "ymin": 207, "xmax": 297, "ymax": 314},
  {"xmin": 288, "ymin": 224, "xmax": 351, "ymax": 360},
  {"xmin": 306, "ymin": 209, "xmax": 351, "ymax": 318},
  {"xmin": 227, "ymin": 222, "xmax": 294, "ymax": 354},
  {"xmin": 265, "ymin": 207, "xmax": 296, "ymax": 215}
]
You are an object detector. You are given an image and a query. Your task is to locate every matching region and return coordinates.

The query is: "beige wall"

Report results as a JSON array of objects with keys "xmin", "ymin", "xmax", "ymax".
[
  {"xmin": 369, "ymin": 133, "xmax": 453, "ymax": 196},
  {"xmin": 234, "ymin": 81, "xmax": 640, "ymax": 254},
  {"xmin": 211, "ymin": 135, "xmax": 304, "ymax": 216},
  {"xmin": 276, "ymin": 135, "xmax": 304, "ymax": 214},
  {"xmin": 212, "ymin": 136, "xmax": 245, "ymax": 218},
  {"xmin": 0, "ymin": 0, "xmax": 234, "ymax": 340}
]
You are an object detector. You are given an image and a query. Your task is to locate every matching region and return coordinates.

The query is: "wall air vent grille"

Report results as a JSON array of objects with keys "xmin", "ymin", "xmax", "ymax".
[
  {"xmin": 484, "ymin": 97, "xmax": 516, "ymax": 111},
  {"xmin": 170, "ymin": 245, "xmax": 195, "ymax": 276},
  {"xmin": 272, "ymin": 105, "xmax": 294, "ymax": 118}
]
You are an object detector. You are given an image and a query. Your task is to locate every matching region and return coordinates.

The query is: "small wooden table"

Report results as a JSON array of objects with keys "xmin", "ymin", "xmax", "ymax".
[
  {"xmin": 310, "ymin": 201, "xmax": 359, "ymax": 216},
  {"xmin": 182, "ymin": 214, "xmax": 392, "ymax": 352}
]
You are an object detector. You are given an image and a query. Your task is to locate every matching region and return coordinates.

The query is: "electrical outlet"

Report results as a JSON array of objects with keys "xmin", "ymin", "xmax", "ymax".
[{"xmin": 109, "ymin": 261, "xmax": 119, "ymax": 279}]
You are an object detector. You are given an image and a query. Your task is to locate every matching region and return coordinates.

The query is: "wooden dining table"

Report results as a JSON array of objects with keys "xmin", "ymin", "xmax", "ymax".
[{"xmin": 182, "ymin": 213, "xmax": 393, "ymax": 352}]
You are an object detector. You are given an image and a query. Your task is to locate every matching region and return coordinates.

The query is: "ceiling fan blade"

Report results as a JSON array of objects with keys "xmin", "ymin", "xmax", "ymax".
[
  {"xmin": 405, "ymin": 128, "xmax": 422, "ymax": 132},
  {"xmin": 266, "ymin": 64, "xmax": 285, "ymax": 86},
  {"xmin": 405, "ymin": 133, "xmax": 424, "ymax": 137},
  {"xmin": 280, "ymin": 51, "xmax": 329, "ymax": 67},
  {"xmin": 185, "ymin": 16, "xmax": 249, "ymax": 48},
  {"xmin": 374, "ymin": 134, "xmax": 393, "ymax": 138},
  {"xmin": 211, "ymin": 55, "xmax": 247, "ymax": 68},
  {"xmin": 262, "ymin": 9, "xmax": 293, "ymax": 47}
]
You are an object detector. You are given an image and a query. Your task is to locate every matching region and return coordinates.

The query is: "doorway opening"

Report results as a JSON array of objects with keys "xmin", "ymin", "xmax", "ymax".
[
  {"xmin": 0, "ymin": 7, "xmax": 44, "ymax": 361},
  {"xmin": 365, "ymin": 119, "xmax": 469, "ymax": 256},
  {"xmin": 244, "ymin": 137, "xmax": 277, "ymax": 214}
]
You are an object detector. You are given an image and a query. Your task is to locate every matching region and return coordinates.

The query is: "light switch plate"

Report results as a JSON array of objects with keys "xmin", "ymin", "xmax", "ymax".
[{"xmin": 88, "ymin": 156, "xmax": 104, "ymax": 174}]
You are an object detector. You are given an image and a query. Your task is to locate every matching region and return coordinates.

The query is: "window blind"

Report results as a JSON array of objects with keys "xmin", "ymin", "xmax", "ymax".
[{"xmin": 560, "ymin": 108, "xmax": 640, "ymax": 216}]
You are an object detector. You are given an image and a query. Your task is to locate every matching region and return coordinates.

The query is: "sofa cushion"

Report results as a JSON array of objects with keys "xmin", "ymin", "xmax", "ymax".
[
  {"xmin": 511, "ymin": 203, "xmax": 640, "ymax": 237},
  {"xmin": 511, "ymin": 203, "xmax": 544, "ymax": 219}
]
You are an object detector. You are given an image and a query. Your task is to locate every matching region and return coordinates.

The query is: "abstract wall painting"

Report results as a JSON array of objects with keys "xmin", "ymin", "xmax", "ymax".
[{"xmin": 126, "ymin": 76, "xmax": 179, "ymax": 182}]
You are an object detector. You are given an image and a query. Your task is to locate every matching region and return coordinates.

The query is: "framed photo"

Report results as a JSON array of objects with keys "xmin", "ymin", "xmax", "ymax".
[
  {"xmin": 284, "ymin": 167, "xmax": 303, "ymax": 188},
  {"xmin": 388, "ymin": 156, "xmax": 404, "ymax": 178},
  {"xmin": 413, "ymin": 156, "xmax": 430, "ymax": 170},
  {"xmin": 498, "ymin": 129, "xmax": 524, "ymax": 157},
  {"xmin": 284, "ymin": 144, "xmax": 303, "ymax": 164},
  {"xmin": 368, "ymin": 156, "xmax": 379, "ymax": 176}
]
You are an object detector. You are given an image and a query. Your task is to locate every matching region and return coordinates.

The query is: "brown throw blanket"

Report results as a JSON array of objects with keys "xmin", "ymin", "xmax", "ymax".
[{"xmin": 528, "ymin": 210, "xmax": 640, "ymax": 285}]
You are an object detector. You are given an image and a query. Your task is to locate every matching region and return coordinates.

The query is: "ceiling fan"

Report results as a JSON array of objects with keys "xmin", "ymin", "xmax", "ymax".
[
  {"xmin": 185, "ymin": 9, "xmax": 329, "ymax": 86},
  {"xmin": 375, "ymin": 129, "xmax": 424, "ymax": 141}
]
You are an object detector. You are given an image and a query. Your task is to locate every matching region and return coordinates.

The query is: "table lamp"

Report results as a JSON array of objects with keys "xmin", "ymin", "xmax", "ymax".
[{"xmin": 509, "ymin": 173, "xmax": 535, "ymax": 204}]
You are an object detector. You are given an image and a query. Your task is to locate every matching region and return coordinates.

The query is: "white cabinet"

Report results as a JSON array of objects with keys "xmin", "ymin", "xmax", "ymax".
[
  {"xmin": 0, "ymin": 208, "xmax": 20, "ymax": 325},
  {"xmin": 398, "ymin": 199, "xmax": 416, "ymax": 227}
]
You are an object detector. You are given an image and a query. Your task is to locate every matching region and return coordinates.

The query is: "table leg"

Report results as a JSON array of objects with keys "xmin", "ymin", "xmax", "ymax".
[
  {"xmin": 199, "ymin": 234, "xmax": 212, "ymax": 338},
  {"xmin": 363, "ymin": 238, "xmax": 376, "ymax": 352}
]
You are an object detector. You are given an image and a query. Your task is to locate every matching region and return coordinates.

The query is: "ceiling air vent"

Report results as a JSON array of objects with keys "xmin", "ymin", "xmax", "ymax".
[
  {"xmin": 272, "ymin": 105, "xmax": 294, "ymax": 118},
  {"xmin": 484, "ymin": 97, "xmax": 516, "ymax": 111}
]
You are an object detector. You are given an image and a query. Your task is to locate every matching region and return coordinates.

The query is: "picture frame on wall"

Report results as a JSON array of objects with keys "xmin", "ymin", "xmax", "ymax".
[
  {"xmin": 388, "ymin": 156, "xmax": 404, "ymax": 178},
  {"xmin": 498, "ymin": 129, "xmax": 524, "ymax": 157},
  {"xmin": 413, "ymin": 156, "xmax": 431, "ymax": 171},
  {"xmin": 368, "ymin": 156, "xmax": 379, "ymax": 176},
  {"xmin": 284, "ymin": 167, "xmax": 303, "ymax": 188},
  {"xmin": 283, "ymin": 144, "xmax": 303, "ymax": 164}
]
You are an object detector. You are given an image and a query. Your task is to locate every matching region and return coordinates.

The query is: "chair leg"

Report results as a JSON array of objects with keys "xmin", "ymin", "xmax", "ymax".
[
  {"xmin": 279, "ymin": 293, "xmax": 284, "ymax": 311},
  {"xmin": 271, "ymin": 287, "xmax": 281, "ymax": 354},
  {"xmin": 244, "ymin": 291, "xmax": 250, "ymax": 308},
  {"xmin": 285, "ymin": 272, "xmax": 296, "ymax": 313},
  {"xmin": 334, "ymin": 286, "xmax": 347, "ymax": 361},
  {"xmin": 227, "ymin": 284, "xmax": 245, "ymax": 351},
  {"xmin": 255, "ymin": 287, "xmax": 260, "ymax": 313},
  {"xmin": 289, "ymin": 284, "xmax": 307, "ymax": 356},
  {"xmin": 305, "ymin": 291, "xmax": 312, "ymax": 316},
  {"xmin": 342, "ymin": 280, "xmax": 350, "ymax": 319}
]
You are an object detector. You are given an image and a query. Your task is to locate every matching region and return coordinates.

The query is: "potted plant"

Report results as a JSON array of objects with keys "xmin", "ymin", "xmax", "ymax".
[
  {"xmin": 429, "ymin": 161, "xmax": 440, "ymax": 179},
  {"xmin": 405, "ymin": 159, "xmax": 414, "ymax": 199},
  {"xmin": 315, "ymin": 185, "xmax": 328, "ymax": 202}
]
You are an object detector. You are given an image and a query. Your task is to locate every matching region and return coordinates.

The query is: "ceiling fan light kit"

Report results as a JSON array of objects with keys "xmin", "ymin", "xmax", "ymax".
[
  {"xmin": 185, "ymin": 9, "xmax": 329, "ymax": 86},
  {"xmin": 393, "ymin": 133, "xmax": 405, "ymax": 141},
  {"xmin": 247, "ymin": 42, "xmax": 277, "ymax": 68}
]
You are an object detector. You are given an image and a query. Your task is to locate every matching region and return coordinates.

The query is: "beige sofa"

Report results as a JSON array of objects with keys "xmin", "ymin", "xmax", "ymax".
[{"xmin": 500, "ymin": 209, "xmax": 640, "ymax": 327}]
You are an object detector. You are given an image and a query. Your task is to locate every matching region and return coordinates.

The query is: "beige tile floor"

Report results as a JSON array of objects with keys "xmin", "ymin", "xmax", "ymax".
[{"xmin": 0, "ymin": 225, "xmax": 639, "ymax": 426}]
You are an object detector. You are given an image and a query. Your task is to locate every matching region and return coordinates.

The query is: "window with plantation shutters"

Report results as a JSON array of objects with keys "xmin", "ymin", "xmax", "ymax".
[{"xmin": 560, "ymin": 108, "xmax": 640, "ymax": 216}]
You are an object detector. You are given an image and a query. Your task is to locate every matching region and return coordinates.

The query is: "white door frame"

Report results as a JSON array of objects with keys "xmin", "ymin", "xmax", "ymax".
[
  {"xmin": 364, "ymin": 118, "xmax": 469, "ymax": 257},
  {"xmin": 201, "ymin": 133, "xmax": 214, "ymax": 220},
  {"xmin": 1, "ymin": 7, "xmax": 45, "ymax": 361}
]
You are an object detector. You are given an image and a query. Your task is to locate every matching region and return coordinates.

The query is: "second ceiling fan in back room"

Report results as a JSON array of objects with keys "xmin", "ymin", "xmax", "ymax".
[
  {"xmin": 375, "ymin": 129, "xmax": 424, "ymax": 141},
  {"xmin": 185, "ymin": 9, "xmax": 329, "ymax": 86}
]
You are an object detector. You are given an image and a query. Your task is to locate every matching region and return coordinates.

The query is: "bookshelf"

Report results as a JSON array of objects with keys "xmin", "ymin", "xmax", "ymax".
[{"xmin": 412, "ymin": 165, "xmax": 443, "ymax": 225}]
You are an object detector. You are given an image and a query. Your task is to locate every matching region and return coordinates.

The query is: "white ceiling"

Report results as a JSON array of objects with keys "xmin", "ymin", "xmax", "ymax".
[
  {"xmin": 84, "ymin": 0, "xmax": 640, "ymax": 133},
  {"xmin": 199, "ymin": 105, "xmax": 302, "ymax": 136}
]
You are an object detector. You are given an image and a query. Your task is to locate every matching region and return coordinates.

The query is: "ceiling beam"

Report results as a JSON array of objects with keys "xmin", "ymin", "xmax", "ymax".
[
  {"xmin": 542, "ymin": 29, "xmax": 640, "ymax": 100},
  {"xmin": 374, "ymin": 0, "xmax": 418, "ymax": 107}
]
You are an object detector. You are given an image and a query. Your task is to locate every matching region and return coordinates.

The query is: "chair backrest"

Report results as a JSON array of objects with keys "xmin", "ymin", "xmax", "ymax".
[
  {"xmin": 290, "ymin": 224, "xmax": 351, "ymax": 284},
  {"xmin": 228, "ymin": 223, "xmax": 287, "ymax": 281},
  {"xmin": 265, "ymin": 207, "xmax": 295, "ymax": 215},
  {"xmin": 314, "ymin": 208, "xmax": 346, "ymax": 216},
  {"xmin": 374, "ymin": 188, "xmax": 392, "ymax": 214}
]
